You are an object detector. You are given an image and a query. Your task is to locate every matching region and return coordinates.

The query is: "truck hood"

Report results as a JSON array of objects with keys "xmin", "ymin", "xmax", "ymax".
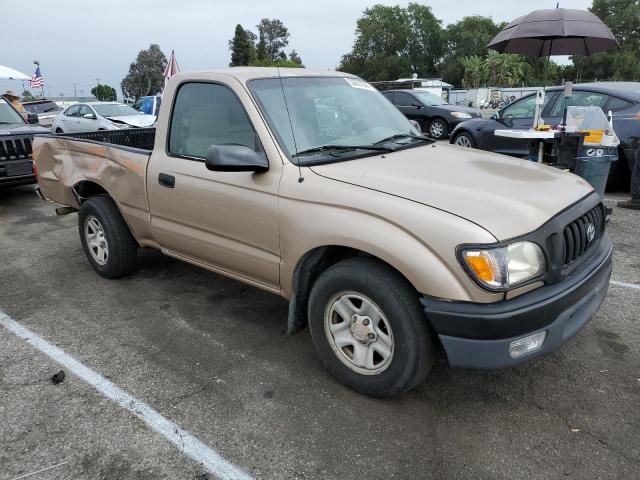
[
  {"xmin": 106, "ymin": 114, "xmax": 156, "ymax": 128},
  {"xmin": 309, "ymin": 143, "xmax": 594, "ymax": 240},
  {"xmin": 0, "ymin": 123, "xmax": 50, "ymax": 135}
]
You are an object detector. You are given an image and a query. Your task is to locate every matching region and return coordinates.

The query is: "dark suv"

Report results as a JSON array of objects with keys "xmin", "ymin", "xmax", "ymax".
[
  {"xmin": 449, "ymin": 82, "xmax": 640, "ymax": 190},
  {"xmin": 382, "ymin": 89, "xmax": 482, "ymax": 140},
  {"xmin": 0, "ymin": 98, "xmax": 50, "ymax": 188}
]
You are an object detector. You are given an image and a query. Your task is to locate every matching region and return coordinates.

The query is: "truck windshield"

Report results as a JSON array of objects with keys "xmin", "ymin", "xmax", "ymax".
[
  {"xmin": 93, "ymin": 104, "xmax": 140, "ymax": 118},
  {"xmin": 0, "ymin": 100, "xmax": 26, "ymax": 125},
  {"xmin": 249, "ymin": 77, "xmax": 422, "ymax": 163}
]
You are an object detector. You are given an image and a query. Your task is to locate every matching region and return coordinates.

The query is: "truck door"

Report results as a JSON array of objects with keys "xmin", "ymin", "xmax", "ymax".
[{"xmin": 146, "ymin": 81, "xmax": 282, "ymax": 291}]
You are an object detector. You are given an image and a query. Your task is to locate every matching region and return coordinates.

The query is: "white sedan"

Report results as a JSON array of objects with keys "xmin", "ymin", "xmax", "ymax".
[{"xmin": 52, "ymin": 102, "xmax": 156, "ymax": 133}]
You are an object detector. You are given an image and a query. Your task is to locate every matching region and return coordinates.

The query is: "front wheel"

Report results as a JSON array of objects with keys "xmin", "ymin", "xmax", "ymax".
[
  {"xmin": 308, "ymin": 257, "xmax": 434, "ymax": 398},
  {"xmin": 78, "ymin": 196, "xmax": 137, "ymax": 278},
  {"xmin": 453, "ymin": 131, "xmax": 476, "ymax": 148},
  {"xmin": 427, "ymin": 118, "xmax": 448, "ymax": 140}
]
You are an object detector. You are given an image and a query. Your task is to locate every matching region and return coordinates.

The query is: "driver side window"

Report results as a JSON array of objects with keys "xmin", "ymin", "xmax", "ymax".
[
  {"xmin": 169, "ymin": 82, "xmax": 261, "ymax": 159},
  {"xmin": 65, "ymin": 105, "xmax": 80, "ymax": 117},
  {"xmin": 79, "ymin": 105, "xmax": 93, "ymax": 118},
  {"xmin": 395, "ymin": 92, "xmax": 416, "ymax": 107},
  {"xmin": 501, "ymin": 96, "xmax": 536, "ymax": 119}
]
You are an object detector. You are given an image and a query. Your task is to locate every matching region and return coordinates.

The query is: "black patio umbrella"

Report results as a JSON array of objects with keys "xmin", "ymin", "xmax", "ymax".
[{"xmin": 488, "ymin": 8, "xmax": 619, "ymax": 57}]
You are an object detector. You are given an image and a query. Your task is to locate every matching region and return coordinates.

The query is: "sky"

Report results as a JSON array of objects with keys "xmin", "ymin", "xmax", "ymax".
[{"xmin": 0, "ymin": 0, "xmax": 592, "ymax": 98}]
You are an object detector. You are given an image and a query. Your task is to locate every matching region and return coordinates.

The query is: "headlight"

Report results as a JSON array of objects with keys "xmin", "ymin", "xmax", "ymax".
[
  {"xmin": 460, "ymin": 241, "xmax": 546, "ymax": 290},
  {"xmin": 450, "ymin": 112, "xmax": 472, "ymax": 119}
]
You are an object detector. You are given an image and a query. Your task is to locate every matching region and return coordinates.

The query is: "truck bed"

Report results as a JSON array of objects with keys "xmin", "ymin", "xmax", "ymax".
[
  {"xmin": 33, "ymin": 129, "xmax": 154, "ymax": 240},
  {"xmin": 54, "ymin": 127, "xmax": 156, "ymax": 151}
]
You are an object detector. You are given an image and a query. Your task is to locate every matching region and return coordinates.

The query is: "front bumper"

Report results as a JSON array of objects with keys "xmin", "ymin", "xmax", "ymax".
[
  {"xmin": 422, "ymin": 236, "xmax": 613, "ymax": 369},
  {"xmin": 0, "ymin": 173, "xmax": 36, "ymax": 188}
]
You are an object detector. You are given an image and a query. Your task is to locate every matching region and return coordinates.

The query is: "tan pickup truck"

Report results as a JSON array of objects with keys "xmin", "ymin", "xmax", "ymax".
[{"xmin": 33, "ymin": 68, "xmax": 612, "ymax": 397}]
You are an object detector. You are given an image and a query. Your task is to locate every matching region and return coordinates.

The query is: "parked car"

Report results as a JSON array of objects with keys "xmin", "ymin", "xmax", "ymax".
[
  {"xmin": 22, "ymin": 99, "xmax": 63, "ymax": 128},
  {"xmin": 381, "ymin": 89, "xmax": 482, "ymax": 140},
  {"xmin": 34, "ymin": 68, "xmax": 611, "ymax": 398},
  {"xmin": 133, "ymin": 95, "xmax": 162, "ymax": 116},
  {"xmin": 0, "ymin": 97, "xmax": 50, "ymax": 188},
  {"xmin": 450, "ymin": 82, "xmax": 640, "ymax": 190},
  {"xmin": 52, "ymin": 102, "xmax": 156, "ymax": 133}
]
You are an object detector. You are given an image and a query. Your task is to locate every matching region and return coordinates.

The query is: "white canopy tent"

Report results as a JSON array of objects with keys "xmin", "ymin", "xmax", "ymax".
[{"xmin": 0, "ymin": 65, "xmax": 29, "ymax": 80}]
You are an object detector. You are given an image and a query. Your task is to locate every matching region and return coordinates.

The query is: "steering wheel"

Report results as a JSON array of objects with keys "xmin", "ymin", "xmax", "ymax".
[{"xmin": 336, "ymin": 117, "xmax": 368, "ymax": 138}]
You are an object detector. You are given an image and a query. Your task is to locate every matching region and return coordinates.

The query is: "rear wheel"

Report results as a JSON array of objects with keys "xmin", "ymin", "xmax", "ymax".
[
  {"xmin": 453, "ymin": 131, "xmax": 476, "ymax": 148},
  {"xmin": 78, "ymin": 196, "xmax": 137, "ymax": 278},
  {"xmin": 308, "ymin": 257, "xmax": 434, "ymax": 398},
  {"xmin": 55, "ymin": 127, "xmax": 64, "ymax": 134},
  {"xmin": 428, "ymin": 118, "xmax": 448, "ymax": 140}
]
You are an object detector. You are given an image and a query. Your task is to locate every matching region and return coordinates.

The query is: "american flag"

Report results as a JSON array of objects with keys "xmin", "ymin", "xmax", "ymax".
[{"xmin": 29, "ymin": 66, "xmax": 44, "ymax": 88}]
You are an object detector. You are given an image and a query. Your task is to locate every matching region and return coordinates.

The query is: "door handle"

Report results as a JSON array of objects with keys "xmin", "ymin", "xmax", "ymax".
[{"xmin": 158, "ymin": 173, "xmax": 175, "ymax": 188}]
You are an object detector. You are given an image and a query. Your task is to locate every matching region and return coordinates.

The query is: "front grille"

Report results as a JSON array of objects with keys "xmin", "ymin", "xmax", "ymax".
[
  {"xmin": 562, "ymin": 204, "xmax": 605, "ymax": 265},
  {"xmin": 0, "ymin": 136, "xmax": 33, "ymax": 162}
]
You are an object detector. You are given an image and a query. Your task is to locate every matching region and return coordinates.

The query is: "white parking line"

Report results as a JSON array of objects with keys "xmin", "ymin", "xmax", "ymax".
[
  {"xmin": 610, "ymin": 280, "xmax": 640, "ymax": 291},
  {"xmin": 0, "ymin": 310, "xmax": 253, "ymax": 480}
]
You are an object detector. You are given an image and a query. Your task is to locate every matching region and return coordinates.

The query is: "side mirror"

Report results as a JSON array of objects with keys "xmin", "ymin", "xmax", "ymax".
[
  {"xmin": 27, "ymin": 113, "xmax": 39, "ymax": 124},
  {"xmin": 411, "ymin": 102, "xmax": 423, "ymax": 109},
  {"xmin": 205, "ymin": 145, "xmax": 268, "ymax": 173},
  {"xmin": 83, "ymin": 113, "xmax": 96, "ymax": 119},
  {"xmin": 491, "ymin": 111, "xmax": 500, "ymax": 120}
]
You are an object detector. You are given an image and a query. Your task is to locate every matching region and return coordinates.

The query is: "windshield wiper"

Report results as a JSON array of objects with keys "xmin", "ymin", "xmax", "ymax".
[
  {"xmin": 293, "ymin": 144, "xmax": 394, "ymax": 157},
  {"xmin": 0, "ymin": 121, "xmax": 19, "ymax": 125},
  {"xmin": 374, "ymin": 133, "xmax": 434, "ymax": 145}
]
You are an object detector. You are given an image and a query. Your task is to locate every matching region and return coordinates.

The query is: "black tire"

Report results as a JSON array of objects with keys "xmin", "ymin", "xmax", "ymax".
[
  {"xmin": 427, "ymin": 118, "xmax": 448, "ymax": 140},
  {"xmin": 452, "ymin": 131, "xmax": 476, "ymax": 149},
  {"xmin": 308, "ymin": 257, "xmax": 434, "ymax": 398},
  {"xmin": 55, "ymin": 128, "xmax": 63, "ymax": 134},
  {"xmin": 78, "ymin": 196, "xmax": 137, "ymax": 278}
]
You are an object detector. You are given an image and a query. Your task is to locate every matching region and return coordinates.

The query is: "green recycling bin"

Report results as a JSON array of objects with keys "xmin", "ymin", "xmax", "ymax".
[{"xmin": 574, "ymin": 145, "xmax": 618, "ymax": 198}]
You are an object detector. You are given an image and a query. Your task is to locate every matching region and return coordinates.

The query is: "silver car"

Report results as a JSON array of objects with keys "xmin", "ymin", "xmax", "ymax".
[{"xmin": 52, "ymin": 102, "xmax": 156, "ymax": 133}]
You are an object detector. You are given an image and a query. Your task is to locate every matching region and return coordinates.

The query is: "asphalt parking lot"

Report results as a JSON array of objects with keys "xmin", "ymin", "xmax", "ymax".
[{"xmin": 1, "ymin": 185, "xmax": 639, "ymax": 480}]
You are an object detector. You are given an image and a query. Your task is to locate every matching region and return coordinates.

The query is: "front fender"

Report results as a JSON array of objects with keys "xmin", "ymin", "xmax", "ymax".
[{"xmin": 278, "ymin": 165, "xmax": 503, "ymax": 304}]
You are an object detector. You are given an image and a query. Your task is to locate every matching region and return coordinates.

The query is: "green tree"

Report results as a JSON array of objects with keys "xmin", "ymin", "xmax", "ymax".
[
  {"xmin": 256, "ymin": 31, "xmax": 267, "ymax": 61},
  {"xmin": 289, "ymin": 50, "xmax": 303, "ymax": 65},
  {"xmin": 441, "ymin": 16, "xmax": 504, "ymax": 86},
  {"xmin": 248, "ymin": 59, "xmax": 304, "ymax": 68},
  {"xmin": 256, "ymin": 18, "xmax": 290, "ymax": 62},
  {"xmin": 484, "ymin": 51, "xmax": 530, "ymax": 87},
  {"xmin": 21, "ymin": 90, "xmax": 37, "ymax": 102},
  {"xmin": 339, "ymin": 4, "xmax": 442, "ymax": 81},
  {"xmin": 460, "ymin": 55, "xmax": 486, "ymax": 88},
  {"xmin": 229, "ymin": 24, "xmax": 256, "ymax": 66},
  {"xmin": 406, "ymin": 3, "xmax": 443, "ymax": 77},
  {"xmin": 121, "ymin": 44, "xmax": 167, "ymax": 100},
  {"xmin": 573, "ymin": 0, "xmax": 640, "ymax": 81},
  {"xmin": 91, "ymin": 84, "xmax": 117, "ymax": 101}
]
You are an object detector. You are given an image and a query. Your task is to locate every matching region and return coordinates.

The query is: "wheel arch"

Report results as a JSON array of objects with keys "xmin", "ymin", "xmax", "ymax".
[
  {"xmin": 72, "ymin": 179, "xmax": 112, "ymax": 204},
  {"xmin": 451, "ymin": 128, "xmax": 477, "ymax": 147},
  {"xmin": 287, "ymin": 245, "xmax": 418, "ymax": 335}
]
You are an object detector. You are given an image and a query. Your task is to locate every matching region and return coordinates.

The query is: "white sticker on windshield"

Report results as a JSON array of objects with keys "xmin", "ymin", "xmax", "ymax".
[
  {"xmin": 344, "ymin": 78, "xmax": 376, "ymax": 91},
  {"xmin": 0, "ymin": 99, "xmax": 6, "ymax": 104}
]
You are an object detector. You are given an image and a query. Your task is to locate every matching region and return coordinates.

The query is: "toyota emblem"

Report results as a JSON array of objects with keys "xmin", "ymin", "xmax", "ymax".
[{"xmin": 586, "ymin": 223, "xmax": 596, "ymax": 243}]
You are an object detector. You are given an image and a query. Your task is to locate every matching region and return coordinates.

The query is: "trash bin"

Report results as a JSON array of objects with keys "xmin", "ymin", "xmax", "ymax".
[{"xmin": 574, "ymin": 145, "xmax": 618, "ymax": 198}]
